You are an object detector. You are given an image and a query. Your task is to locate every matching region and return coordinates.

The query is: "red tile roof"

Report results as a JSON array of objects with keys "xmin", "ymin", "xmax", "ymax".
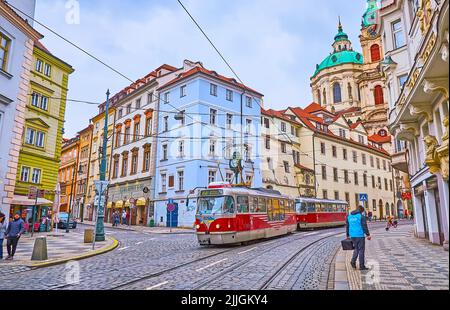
[
  {"xmin": 368, "ymin": 133, "xmax": 392, "ymax": 144},
  {"xmin": 158, "ymin": 66, "xmax": 263, "ymax": 96}
]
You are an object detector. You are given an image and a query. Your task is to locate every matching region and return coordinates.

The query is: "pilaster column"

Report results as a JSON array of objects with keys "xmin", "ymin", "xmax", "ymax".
[
  {"xmin": 413, "ymin": 192, "xmax": 426, "ymax": 239},
  {"xmin": 424, "ymin": 184, "xmax": 441, "ymax": 245}
]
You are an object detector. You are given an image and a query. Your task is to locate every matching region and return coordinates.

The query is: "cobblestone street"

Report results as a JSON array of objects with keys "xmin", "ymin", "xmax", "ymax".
[
  {"xmin": 334, "ymin": 223, "xmax": 449, "ymax": 290},
  {"xmin": 0, "ymin": 222, "xmax": 408, "ymax": 290}
]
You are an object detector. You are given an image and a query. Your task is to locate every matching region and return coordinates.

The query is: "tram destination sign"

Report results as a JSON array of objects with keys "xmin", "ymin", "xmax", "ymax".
[{"xmin": 200, "ymin": 189, "xmax": 223, "ymax": 197}]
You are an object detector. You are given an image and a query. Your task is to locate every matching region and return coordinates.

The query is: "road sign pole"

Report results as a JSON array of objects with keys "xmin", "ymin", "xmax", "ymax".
[
  {"xmin": 170, "ymin": 211, "xmax": 172, "ymax": 233},
  {"xmin": 31, "ymin": 193, "xmax": 38, "ymax": 237}
]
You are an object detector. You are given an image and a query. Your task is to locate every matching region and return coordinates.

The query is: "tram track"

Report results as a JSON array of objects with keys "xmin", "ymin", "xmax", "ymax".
[{"xmin": 190, "ymin": 229, "xmax": 345, "ymax": 290}]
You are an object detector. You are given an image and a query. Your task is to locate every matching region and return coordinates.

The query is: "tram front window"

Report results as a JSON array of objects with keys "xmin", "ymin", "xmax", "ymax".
[{"xmin": 197, "ymin": 196, "xmax": 235, "ymax": 215}]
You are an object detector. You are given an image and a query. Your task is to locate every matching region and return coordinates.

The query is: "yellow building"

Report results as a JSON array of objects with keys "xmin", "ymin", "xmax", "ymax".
[{"xmin": 11, "ymin": 40, "xmax": 73, "ymax": 229}]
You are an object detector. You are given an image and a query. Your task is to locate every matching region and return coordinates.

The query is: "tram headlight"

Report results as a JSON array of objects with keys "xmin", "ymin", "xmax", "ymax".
[
  {"xmin": 195, "ymin": 224, "xmax": 200, "ymax": 229},
  {"xmin": 216, "ymin": 224, "xmax": 221, "ymax": 229}
]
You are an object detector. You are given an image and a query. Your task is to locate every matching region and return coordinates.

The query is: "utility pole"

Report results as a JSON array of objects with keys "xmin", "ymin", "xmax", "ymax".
[{"xmin": 94, "ymin": 89, "xmax": 110, "ymax": 242}]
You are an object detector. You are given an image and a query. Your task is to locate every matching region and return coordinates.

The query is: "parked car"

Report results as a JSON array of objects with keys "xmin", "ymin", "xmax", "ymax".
[{"xmin": 54, "ymin": 212, "xmax": 77, "ymax": 229}]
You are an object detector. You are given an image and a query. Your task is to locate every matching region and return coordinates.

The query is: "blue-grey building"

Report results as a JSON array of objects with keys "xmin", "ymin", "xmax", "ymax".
[{"xmin": 153, "ymin": 64, "xmax": 263, "ymax": 227}]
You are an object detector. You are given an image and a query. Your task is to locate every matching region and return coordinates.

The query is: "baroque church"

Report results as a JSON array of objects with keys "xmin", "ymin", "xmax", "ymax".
[{"xmin": 310, "ymin": 0, "xmax": 391, "ymax": 150}]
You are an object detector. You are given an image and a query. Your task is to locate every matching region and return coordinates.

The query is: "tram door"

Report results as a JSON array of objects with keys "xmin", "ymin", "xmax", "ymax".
[{"xmin": 166, "ymin": 203, "xmax": 179, "ymax": 228}]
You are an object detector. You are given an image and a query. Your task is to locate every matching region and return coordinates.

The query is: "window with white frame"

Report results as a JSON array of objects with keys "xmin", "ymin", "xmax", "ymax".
[
  {"xmin": 210, "ymin": 109, "xmax": 217, "ymax": 125},
  {"xmin": 0, "ymin": 32, "xmax": 11, "ymax": 71},
  {"xmin": 246, "ymin": 119, "xmax": 252, "ymax": 134},
  {"xmin": 136, "ymin": 98, "xmax": 141, "ymax": 109},
  {"xmin": 44, "ymin": 63, "xmax": 51, "ymax": 77},
  {"xmin": 35, "ymin": 59, "xmax": 43, "ymax": 72},
  {"xmin": 178, "ymin": 140, "xmax": 184, "ymax": 157},
  {"xmin": 209, "ymin": 139, "xmax": 216, "ymax": 156},
  {"xmin": 36, "ymin": 131, "xmax": 45, "ymax": 148},
  {"xmin": 31, "ymin": 168, "xmax": 41, "ymax": 184},
  {"xmin": 392, "ymin": 20, "xmax": 405, "ymax": 49},
  {"xmin": 162, "ymin": 144, "xmax": 168, "ymax": 161},
  {"xmin": 164, "ymin": 92, "xmax": 170, "ymax": 104},
  {"xmin": 161, "ymin": 173, "xmax": 167, "ymax": 193},
  {"xmin": 281, "ymin": 122, "xmax": 286, "ymax": 132},
  {"xmin": 226, "ymin": 172, "xmax": 233, "ymax": 183},
  {"xmin": 210, "ymin": 83, "xmax": 218, "ymax": 96},
  {"xmin": 245, "ymin": 96, "xmax": 252, "ymax": 108},
  {"xmin": 177, "ymin": 170, "xmax": 184, "ymax": 191},
  {"xmin": 208, "ymin": 170, "xmax": 216, "ymax": 184},
  {"xmin": 226, "ymin": 114, "xmax": 233, "ymax": 129},
  {"xmin": 180, "ymin": 85, "xmax": 187, "ymax": 98},
  {"xmin": 20, "ymin": 166, "xmax": 30, "ymax": 182},
  {"xmin": 163, "ymin": 116, "xmax": 169, "ymax": 132},
  {"xmin": 226, "ymin": 89, "xmax": 233, "ymax": 101}
]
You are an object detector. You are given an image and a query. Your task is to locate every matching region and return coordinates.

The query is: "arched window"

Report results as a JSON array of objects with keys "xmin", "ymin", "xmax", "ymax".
[
  {"xmin": 347, "ymin": 83, "xmax": 353, "ymax": 100},
  {"xmin": 374, "ymin": 85, "xmax": 384, "ymax": 105},
  {"xmin": 323, "ymin": 89, "xmax": 327, "ymax": 105},
  {"xmin": 333, "ymin": 83, "xmax": 342, "ymax": 103},
  {"xmin": 370, "ymin": 44, "xmax": 381, "ymax": 62},
  {"xmin": 317, "ymin": 89, "xmax": 321, "ymax": 105}
]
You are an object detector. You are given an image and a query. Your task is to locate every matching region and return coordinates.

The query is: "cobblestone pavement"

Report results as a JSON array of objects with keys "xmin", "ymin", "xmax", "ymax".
[
  {"xmin": 0, "ymin": 222, "xmax": 390, "ymax": 290},
  {"xmin": 82, "ymin": 220, "xmax": 195, "ymax": 234},
  {"xmin": 0, "ymin": 229, "xmax": 114, "ymax": 267},
  {"xmin": 334, "ymin": 223, "xmax": 449, "ymax": 290}
]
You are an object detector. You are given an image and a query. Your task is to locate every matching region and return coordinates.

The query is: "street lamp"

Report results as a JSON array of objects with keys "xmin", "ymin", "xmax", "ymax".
[{"xmin": 66, "ymin": 164, "xmax": 84, "ymax": 233}]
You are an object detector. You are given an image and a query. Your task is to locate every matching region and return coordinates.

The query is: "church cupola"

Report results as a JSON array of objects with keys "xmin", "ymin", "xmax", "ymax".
[
  {"xmin": 362, "ymin": 0, "xmax": 378, "ymax": 28},
  {"xmin": 332, "ymin": 18, "xmax": 353, "ymax": 53}
]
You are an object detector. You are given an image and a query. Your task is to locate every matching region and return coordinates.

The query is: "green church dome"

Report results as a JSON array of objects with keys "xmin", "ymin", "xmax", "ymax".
[{"xmin": 313, "ymin": 50, "xmax": 363, "ymax": 77}]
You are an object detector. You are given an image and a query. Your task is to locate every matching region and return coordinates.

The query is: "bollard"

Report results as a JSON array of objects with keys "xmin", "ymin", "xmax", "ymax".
[
  {"xmin": 31, "ymin": 237, "xmax": 48, "ymax": 261},
  {"xmin": 84, "ymin": 229, "xmax": 94, "ymax": 243}
]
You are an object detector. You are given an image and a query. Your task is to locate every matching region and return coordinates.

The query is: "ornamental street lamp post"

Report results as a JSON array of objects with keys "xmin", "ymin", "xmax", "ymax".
[{"xmin": 94, "ymin": 89, "xmax": 110, "ymax": 242}]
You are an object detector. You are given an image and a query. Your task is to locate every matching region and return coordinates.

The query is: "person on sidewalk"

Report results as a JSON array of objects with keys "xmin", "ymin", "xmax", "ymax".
[
  {"xmin": 0, "ymin": 212, "xmax": 6, "ymax": 260},
  {"xmin": 346, "ymin": 206, "xmax": 371, "ymax": 271},
  {"xmin": 122, "ymin": 210, "xmax": 127, "ymax": 225},
  {"xmin": 4, "ymin": 212, "xmax": 25, "ymax": 260}
]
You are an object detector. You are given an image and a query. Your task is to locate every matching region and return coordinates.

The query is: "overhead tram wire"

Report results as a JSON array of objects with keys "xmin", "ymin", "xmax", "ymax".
[
  {"xmin": 14, "ymin": 0, "xmax": 389, "ymax": 176},
  {"xmin": 176, "ymin": 0, "xmax": 384, "ymax": 175},
  {"xmin": 4, "ymin": 1, "xmax": 135, "ymax": 84}
]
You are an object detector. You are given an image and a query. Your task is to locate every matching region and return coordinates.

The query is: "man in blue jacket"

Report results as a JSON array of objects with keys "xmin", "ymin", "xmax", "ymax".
[
  {"xmin": 5, "ymin": 212, "xmax": 25, "ymax": 260},
  {"xmin": 346, "ymin": 206, "xmax": 371, "ymax": 270}
]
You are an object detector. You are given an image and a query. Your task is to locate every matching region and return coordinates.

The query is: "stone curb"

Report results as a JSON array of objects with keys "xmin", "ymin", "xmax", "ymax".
[
  {"xmin": 80, "ymin": 222, "xmax": 195, "ymax": 235},
  {"xmin": 25, "ymin": 236, "xmax": 119, "ymax": 269}
]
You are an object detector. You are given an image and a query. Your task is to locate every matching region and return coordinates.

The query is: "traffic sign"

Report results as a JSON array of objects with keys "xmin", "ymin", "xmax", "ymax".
[
  {"xmin": 143, "ymin": 187, "xmax": 149, "ymax": 194},
  {"xmin": 167, "ymin": 204, "xmax": 175, "ymax": 212},
  {"xmin": 359, "ymin": 193, "xmax": 368, "ymax": 202},
  {"xmin": 94, "ymin": 180, "xmax": 109, "ymax": 195},
  {"xmin": 168, "ymin": 198, "xmax": 174, "ymax": 205}
]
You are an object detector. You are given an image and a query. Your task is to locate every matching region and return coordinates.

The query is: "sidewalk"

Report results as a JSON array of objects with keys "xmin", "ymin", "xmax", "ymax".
[
  {"xmin": 333, "ymin": 223, "xmax": 449, "ymax": 290},
  {"xmin": 80, "ymin": 220, "xmax": 195, "ymax": 234},
  {"xmin": 0, "ymin": 230, "xmax": 118, "ymax": 270}
]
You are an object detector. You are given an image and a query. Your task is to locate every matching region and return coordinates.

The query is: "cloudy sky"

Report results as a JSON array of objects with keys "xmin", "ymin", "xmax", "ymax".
[{"xmin": 32, "ymin": 0, "xmax": 368, "ymax": 137}]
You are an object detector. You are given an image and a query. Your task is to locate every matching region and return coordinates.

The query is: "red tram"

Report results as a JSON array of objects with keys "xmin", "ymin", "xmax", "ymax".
[
  {"xmin": 195, "ymin": 184, "xmax": 297, "ymax": 245},
  {"xmin": 295, "ymin": 197, "xmax": 349, "ymax": 229}
]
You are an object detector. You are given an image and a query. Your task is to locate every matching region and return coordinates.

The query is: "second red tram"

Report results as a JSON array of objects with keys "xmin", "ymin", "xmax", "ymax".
[
  {"xmin": 195, "ymin": 185, "xmax": 297, "ymax": 245},
  {"xmin": 295, "ymin": 197, "xmax": 349, "ymax": 229}
]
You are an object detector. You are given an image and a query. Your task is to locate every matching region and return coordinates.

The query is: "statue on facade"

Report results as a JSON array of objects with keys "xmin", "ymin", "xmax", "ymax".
[{"xmin": 424, "ymin": 135, "xmax": 441, "ymax": 174}]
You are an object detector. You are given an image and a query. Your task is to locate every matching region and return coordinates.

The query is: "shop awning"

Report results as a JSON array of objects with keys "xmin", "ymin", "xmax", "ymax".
[
  {"xmin": 115, "ymin": 200, "xmax": 123, "ymax": 209},
  {"xmin": 107, "ymin": 202, "xmax": 113, "ymax": 209},
  {"xmin": 12, "ymin": 195, "xmax": 53, "ymax": 206},
  {"xmin": 136, "ymin": 197, "xmax": 147, "ymax": 206},
  {"xmin": 124, "ymin": 200, "xmax": 131, "ymax": 207}
]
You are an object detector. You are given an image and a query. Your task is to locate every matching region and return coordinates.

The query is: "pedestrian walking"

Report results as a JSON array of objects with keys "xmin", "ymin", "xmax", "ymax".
[
  {"xmin": 0, "ymin": 212, "xmax": 6, "ymax": 260},
  {"xmin": 368, "ymin": 211, "xmax": 373, "ymax": 222},
  {"xmin": 4, "ymin": 212, "xmax": 25, "ymax": 260},
  {"xmin": 122, "ymin": 210, "xmax": 127, "ymax": 225},
  {"xmin": 346, "ymin": 205, "xmax": 371, "ymax": 271}
]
